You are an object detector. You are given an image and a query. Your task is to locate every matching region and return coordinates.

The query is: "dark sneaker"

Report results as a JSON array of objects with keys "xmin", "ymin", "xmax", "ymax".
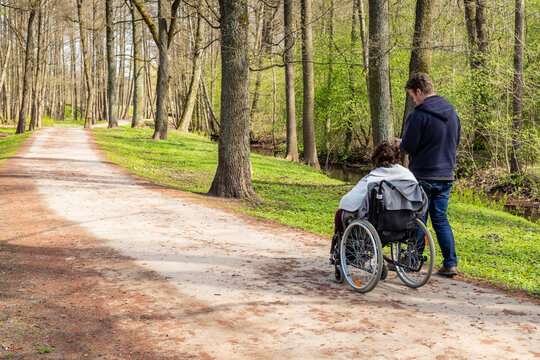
[{"xmin": 437, "ymin": 266, "xmax": 458, "ymax": 277}]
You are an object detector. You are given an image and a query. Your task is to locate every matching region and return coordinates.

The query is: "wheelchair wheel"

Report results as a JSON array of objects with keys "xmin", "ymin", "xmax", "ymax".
[
  {"xmin": 339, "ymin": 220, "xmax": 383, "ymax": 293},
  {"xmin": 392, "ymin": 218, "xmax": 435, "ymax": 288}
]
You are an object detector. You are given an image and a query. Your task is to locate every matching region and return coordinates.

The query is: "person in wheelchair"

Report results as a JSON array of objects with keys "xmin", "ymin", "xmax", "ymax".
[{"xmin": 330, "ymin": 139, "xmax": 426, "ymax": 263}]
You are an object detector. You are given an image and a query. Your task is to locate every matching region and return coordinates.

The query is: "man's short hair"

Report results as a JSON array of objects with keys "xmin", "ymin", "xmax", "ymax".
[{"xmin": 405, "ymin": 72, "xmax": 434, "ymax": 94}]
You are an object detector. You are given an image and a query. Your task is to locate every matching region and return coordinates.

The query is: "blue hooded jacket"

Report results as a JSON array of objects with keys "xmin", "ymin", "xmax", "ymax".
[{"xmin": 400, "ymin": 95, "xmax": 461, "ymax": 181}]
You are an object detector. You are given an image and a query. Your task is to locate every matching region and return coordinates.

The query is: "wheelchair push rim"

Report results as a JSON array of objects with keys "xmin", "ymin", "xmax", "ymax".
[
  {"xmin": 339, "ymin": 220, "xmax": 384, "ymax": 293},
  {"xmin": 391, "ymin": 218, "xmax": 435, "ymax": 288}
]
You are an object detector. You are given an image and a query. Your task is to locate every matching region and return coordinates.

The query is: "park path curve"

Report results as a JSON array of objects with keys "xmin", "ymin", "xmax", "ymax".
[{"xmin": 4, "ymin": 127, "xmax": 540, "ymax": 359}]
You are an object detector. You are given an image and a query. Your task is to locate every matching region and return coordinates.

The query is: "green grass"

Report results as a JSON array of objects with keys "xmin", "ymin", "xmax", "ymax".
[
  {"xmin": 93, "ymin": 127, "xmax": 540, "ymax": 296},
  {"xmin": 0, "ymin": 128, "xmax": 30, "ymax": 164}
]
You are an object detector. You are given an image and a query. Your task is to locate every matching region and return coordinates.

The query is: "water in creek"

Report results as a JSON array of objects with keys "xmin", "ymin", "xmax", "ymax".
[{"xmin": 324, "ymin": 164, "xmax": 369, "ymax": 184}]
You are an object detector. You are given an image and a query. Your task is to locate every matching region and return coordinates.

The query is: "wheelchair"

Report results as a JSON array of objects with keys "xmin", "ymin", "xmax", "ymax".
[{"xmin": 332, "ymin": 181, "xmax": 435, "ymax": 293}]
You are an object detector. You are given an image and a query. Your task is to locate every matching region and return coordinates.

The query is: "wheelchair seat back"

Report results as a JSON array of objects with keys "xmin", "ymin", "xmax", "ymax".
[{"xmin": 368, "ymin": 181, "xmax": 418, "ymax": 243}]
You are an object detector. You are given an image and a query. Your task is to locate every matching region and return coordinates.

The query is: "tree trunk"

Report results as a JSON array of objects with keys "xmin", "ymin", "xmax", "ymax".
[
  {"xmin": 402, "ymin": 0, "xmax": 434, "ymax": 125},
  {"xmin": 250, "ymin": 2, "xmax": 276, "ymax": 119},
  {"xmin": 29, "ymin": 7, "xmax": 43, "ymax": 131},
  {"xmin": 283, "ymin": 0, "xmax": 299, "ymax": 161},
  {"xmin": 208, "ymin": 0, "xmax": 256, "ymax": 200},
  {"xmin": 358, "ymin": 0, "xmax": 369, "ymax": 75},
  {"xmin": 300, "ymin": 0, "xmax": 320, "ymax": 168},
  {"xmin": 106, "ymin": 0, "xmax": 118, "ymax": 128},
  {"xmin": 77, "ymin": 0, "xmax": 93, "ymax": 128},
  {"xmin": 154, "ymin": 38, "xmax": 169, "ymax": 139},
  {"xmin": 463, "ymin": 0, "xmax": 477, "ymax": 68},
  {"xmin": 510, "ymin": 0, "xmax": 524, "ymax": 174},
  {"xmin": 463, "ymin": 0, "xmax": 489, "ymax": 149},
  {"xmin": 367, "ymin": 0, "xmax": 393, "ymax": 145},
  {"xmin": 16, "ymin": 8, "xmax": 36, "ymax": 134},
  {"xmin": 130, "ymin": 1, "xmax": 144, "ymax": 128},
  {"xmin": 0, "ymin": 41, "xmax": 11, "ymax": 92},
  {"xmin": 178, "ymin": 8, "xmax": 203, "ymax": 132},
  {"xmin": 132, "ymin": 0, "xmax": 181, "ymax": 140},
  {"xmin": 324, "ymin": 0, "xmax": 334, "ymax": 168}
]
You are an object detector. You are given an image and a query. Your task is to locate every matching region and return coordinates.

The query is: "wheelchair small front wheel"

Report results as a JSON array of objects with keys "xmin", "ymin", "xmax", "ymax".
[
  {"xmin": 392, "ymin": 218, "xmax": 435, "ymax": 288},
  {"xmin": 339, "ymin": 220, "xmax": 383, "ymax": 293}
]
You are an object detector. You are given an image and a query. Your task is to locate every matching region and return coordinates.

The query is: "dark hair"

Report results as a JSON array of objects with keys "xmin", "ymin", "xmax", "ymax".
[
  {"xmin": 405, "ymin": 72, "xmax": 434, "ymax": 94},
  {"xmin": 371, "ymin": 139, "xmax": 401, "ymax": 168}
]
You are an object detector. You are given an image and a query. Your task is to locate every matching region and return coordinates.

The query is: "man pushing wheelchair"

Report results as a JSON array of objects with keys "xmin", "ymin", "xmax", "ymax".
[{"xmin": 330, "ymin": 73, "xmax": 461, "ymax": 292}]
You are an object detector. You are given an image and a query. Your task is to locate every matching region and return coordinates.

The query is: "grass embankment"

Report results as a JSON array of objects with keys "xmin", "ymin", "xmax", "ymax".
[
  {"xmin": 93, "ymin": 127, "xmax": 540, "ymax": 296},
  {"xmin": 0, "ymin": 128, "xmax": 30, "ymax": 165}
]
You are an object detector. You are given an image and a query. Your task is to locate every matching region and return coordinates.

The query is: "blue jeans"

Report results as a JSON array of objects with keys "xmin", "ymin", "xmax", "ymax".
[{"xmin": 418, "ymin": 180, "xmax": 458, "ymax": 268}]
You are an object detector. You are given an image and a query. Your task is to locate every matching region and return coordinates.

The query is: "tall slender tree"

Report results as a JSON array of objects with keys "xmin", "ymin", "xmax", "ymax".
[
  {"xmin": 300, "ymin": 0, "xmax": 320, "ymax": 168},
  {"xmin": 208, "ymin": 0, "xmax": 256, "ymax": 200},
  {"xmin": 105, "ymin": 0, "xmax": 118, "ymax": 128},
  {"xmin": 283, "ymin": 0, "xmax": 298, "ymax": 161},
  {"xmin": 77, "ymin": 0, "xmax": 93, "ymax": 128},
  {"xmin": 510, "ymin": 0, "xmax": 525, "ymax": 174},
  {"xmin": 16, "ymin": 5, "xmax": 37, "ymax": 134},
  {"xmin": 178, "ymin": 4, "xmax": 203, "ymax": 132},
  {"xmin": 463, "ymin": 0, "xmax": 489, "ymax": 148},
  {"xmin": 368, "ymin": 0, "xmax": 393, "ymax": 145},
  {"xmin": 129, "ymin": 0, "xmax": 143, "ymax": 128}
]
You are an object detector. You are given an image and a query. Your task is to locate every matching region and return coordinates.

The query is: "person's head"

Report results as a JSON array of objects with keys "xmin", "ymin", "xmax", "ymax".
[
  {"xmin": 371, "ymin": 139, "xmax": 401, "ymax": 168},
  {"xmin": 405, "ymin": 72, "xmax": 436, "ymax": 106}
]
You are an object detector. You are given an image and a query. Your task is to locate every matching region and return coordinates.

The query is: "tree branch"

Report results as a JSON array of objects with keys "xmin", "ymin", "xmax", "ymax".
[
  {"xmin": 167, "ymin": 0, "xmax": 182, "ymax": 48},
  {"xmin": 131, "ymin": 0, "xmax": 160, "ymax": 46}
]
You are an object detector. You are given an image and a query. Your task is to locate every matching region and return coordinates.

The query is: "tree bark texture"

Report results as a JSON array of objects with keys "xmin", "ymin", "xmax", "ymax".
[
  {"xmin": 300, "ymin": 0, "xmax": 320, "ymax": 168},
  {"xmin": 403, "ymin": 0, "xmax": 434, "ymax": 125},
  {"xmin": 368, "ymin": 0, "xmax": 393, "ymax": 145},
  {"xmin": 510, "ymin": 0, "xmax": 524, "ymax": 173},
  {"xmin": 283, "ymin": 0, "xmax": 299, "ymax": 161},
  {"xmin": 16, "ymin": 8, "xmax": 36, "ymax": 134},
  {"xmin": 209, "ymin": 0, "xmax": 256, "ymax": 200},
  {"xmin": 130, "ymin": 1, "xmax": 144, "ymax": 128},
  {"xmin": 106, "ymin": 0, "xmax": 118, "ymax": 128}
]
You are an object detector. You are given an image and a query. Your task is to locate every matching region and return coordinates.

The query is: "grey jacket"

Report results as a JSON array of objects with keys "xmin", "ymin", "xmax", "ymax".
[{"xmin": 357, "ymin": 179, "xmax": 428, "ymax": 220}]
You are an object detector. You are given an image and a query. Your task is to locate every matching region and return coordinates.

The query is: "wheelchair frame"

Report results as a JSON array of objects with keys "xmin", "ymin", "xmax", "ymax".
[{"xmin": 333, "ymin": 181, "xmax": 435, "ymax": 293}]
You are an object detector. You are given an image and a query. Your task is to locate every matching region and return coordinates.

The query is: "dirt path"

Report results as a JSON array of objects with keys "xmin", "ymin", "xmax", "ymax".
[{"xmin": 1, "ymin": 127, "xmax": 539, "ymax": 359}]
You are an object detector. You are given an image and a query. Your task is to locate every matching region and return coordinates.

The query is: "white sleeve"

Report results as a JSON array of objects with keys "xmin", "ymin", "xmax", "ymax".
[{"xmin": 339, "ymin": 175, "xmax": 370, "ymax": 212}]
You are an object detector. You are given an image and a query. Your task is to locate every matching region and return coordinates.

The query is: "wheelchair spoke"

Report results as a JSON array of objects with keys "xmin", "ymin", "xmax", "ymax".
[{"xmin": 391, "ymin": 218, "xmax": 435, "ymax": 288}]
